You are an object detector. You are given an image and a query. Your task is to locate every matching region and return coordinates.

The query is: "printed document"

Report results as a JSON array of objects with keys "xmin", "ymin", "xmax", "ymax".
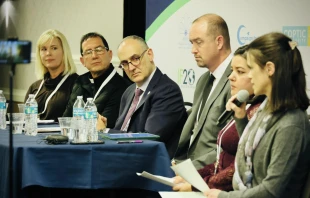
[
  {"xmin": 159, "ymin": 192, "xmax": 206, "ymax": 198},
  {"xmin": 137, "ymin": 159, "xmax": 209, "ymax": 192}
]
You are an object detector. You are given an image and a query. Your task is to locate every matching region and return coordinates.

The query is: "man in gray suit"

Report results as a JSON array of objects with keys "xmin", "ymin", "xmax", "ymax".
[{"xmin": 173, "ymin": 13, "xmax": 233, "ymax": 169}]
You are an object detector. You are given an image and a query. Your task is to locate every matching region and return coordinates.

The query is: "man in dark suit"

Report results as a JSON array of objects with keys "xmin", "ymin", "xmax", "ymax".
[
  {"xmin": 173, "ymin": 13, "xmax": 233, "ymax": 169},
  {"xmin": 98, "ymin": 35, "xmax": 188, "ymax": 158}
]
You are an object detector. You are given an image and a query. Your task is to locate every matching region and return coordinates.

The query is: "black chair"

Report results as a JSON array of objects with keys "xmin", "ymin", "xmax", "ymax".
[
  {"xmin": 302, "ymin": 171, "xmax": 310, "ymax": 198},
  {"xmin": 184, "ymin": 102, "xmax": 193, "ymax": 115}
]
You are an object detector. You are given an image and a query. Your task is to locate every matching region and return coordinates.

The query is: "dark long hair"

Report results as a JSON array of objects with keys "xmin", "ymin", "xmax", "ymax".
[{"xmin": 248, "ymin": 32, "xmax": 309, "ymax": 112}]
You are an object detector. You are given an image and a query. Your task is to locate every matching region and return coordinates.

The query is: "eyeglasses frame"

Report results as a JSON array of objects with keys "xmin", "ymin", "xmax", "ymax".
[
  {"xmin": 82, "ymin": 46, "xmax": 109, "ymax": 57},
  {"xmin": 118, "ymin": 49, "xmax": 148, "ymax": 70}
]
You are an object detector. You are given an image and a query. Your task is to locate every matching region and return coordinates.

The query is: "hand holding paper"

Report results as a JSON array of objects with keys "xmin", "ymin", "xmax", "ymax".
[
  {"xmin": 172, "ymin": 176, "xmax": 192, "ymax": 192},
  {"xmin": 137, "ymin": 159, "xmax": 209, "ymax": 192},
  {"xmin": 136, "ymin": 171, "xmax": 174, "ymax": 187},
  {"xmin": 171, "ymin": 159, "xmax": 209, "ymax": 192}
]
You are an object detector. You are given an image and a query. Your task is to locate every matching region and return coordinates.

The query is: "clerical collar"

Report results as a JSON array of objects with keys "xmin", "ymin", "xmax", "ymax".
[{"xmin": 88, "ymin": 63, "xmax": 113, "ymax": 87}]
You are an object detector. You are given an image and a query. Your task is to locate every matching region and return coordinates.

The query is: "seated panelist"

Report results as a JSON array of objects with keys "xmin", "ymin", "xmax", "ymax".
[
  {"xmin": 25, "ymin": 29, "xmax": 78, "ymax": 121},
  {"xmin": 97, "ymin": 35, "xmax": 188, "ymax": 158},
  {"xmin": 172, "ymin": 45, "xmax": 264, "ymax": 192},
  {"xmin": 205, "ymin": 32, "xmax": 310, "ymax": 198},
  {"xmin": 173, "ymin": 13, "xmax": 233, "ymax": 169},
  {"xmin": 63, "ymin": 32, "xmax": 131, "ymax": 128}
]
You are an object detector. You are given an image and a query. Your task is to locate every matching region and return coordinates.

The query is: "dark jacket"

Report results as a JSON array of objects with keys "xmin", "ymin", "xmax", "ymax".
[
  {"xmin": 63, "ymin": 64, "xmax": 131, "ymax": 128},
  {"xmin": 110, "ymin": 68, "xmax": 188, "ymax": 158},
  {"xmin": 25, "ymin": 72, "xmax": 79, "ymax": 121}
]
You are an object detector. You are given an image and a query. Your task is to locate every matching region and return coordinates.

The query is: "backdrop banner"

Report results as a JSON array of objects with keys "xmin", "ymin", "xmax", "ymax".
[{"xmin": 146, "ymin": 0, "xmax": 310, "ymax": 111}]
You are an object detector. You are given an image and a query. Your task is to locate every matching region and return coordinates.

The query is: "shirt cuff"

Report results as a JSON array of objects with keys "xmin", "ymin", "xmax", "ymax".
[{"xmin": 98, "ymin": 128, "xmax": 110, "ymax": 133}]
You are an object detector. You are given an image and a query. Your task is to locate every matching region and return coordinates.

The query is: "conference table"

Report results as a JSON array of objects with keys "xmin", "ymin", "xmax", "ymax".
[{"xmin": 0, "ymin": 125, "xmax": 175, "ymax": 198}]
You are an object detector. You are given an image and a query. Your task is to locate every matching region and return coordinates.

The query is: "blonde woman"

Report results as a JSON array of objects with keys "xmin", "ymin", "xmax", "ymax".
[{"xmin": 25, "ymin": 29, "xmax": 78, "ymax": 121}]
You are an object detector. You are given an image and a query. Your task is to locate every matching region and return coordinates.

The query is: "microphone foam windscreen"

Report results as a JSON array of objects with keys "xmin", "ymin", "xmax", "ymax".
[{"xmin": 237, "ymin": 90, "xmax": 250, "ymax": 102}]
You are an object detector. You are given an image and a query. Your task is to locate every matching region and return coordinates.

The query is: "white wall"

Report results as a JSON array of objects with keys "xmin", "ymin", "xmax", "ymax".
[{"xmin": 0, "ymin": 0, "xmax": 124, "ymax": 102}]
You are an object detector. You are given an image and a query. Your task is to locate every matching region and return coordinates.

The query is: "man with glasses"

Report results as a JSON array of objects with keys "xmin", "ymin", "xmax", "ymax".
[
  {"xmin": 63, "ymin": 32, "xmax": 131, "ymax": 128},
  {"xmin": 97, "ymin": 35, "xmax": 188, "ymax": 159}
]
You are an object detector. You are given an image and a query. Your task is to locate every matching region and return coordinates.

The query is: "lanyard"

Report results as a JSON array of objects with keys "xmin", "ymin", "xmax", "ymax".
[
  {"xmin": 36, "ymin": 73, "xmax": 70, "ymax": 115},
  {"xmin": 214, "ymin": 119, "xmax": 235, "ymax": 174},
  {"xmin": 93, "ymin": 68, "xmax": 116, "ymax": 101},
  {"xmin": 214, "ymin": 104, "xmax": 250, "ymax": 175}
]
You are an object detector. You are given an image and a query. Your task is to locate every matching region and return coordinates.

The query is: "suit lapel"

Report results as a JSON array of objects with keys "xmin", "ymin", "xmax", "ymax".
[
  {"xmin": 180, "ymin": 72, "xmax": 209, "ymax": 142},
  {"xmin": 135, "ymin": 68, "xmax": 162, "ymax": 111},
  {"xmin": 119, "ymin": 85, "xmax": 135, "ymax": 122},
  {"xmin": 190, "ymin": 74, "xmax": 210, "ymax": 124},
  {"xmin": 191, "ymin": 64, "xmax": 232, "ymax": 143}
]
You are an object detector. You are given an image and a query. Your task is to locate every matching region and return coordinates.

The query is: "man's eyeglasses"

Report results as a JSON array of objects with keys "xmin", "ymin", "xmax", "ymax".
[
  {"xmin": 119, "ymin": 49, "xmax": 148, "ymax": 70},
  {"xmin": 82, "ymin": 46, "xmax": 108, "ymax": 57}
]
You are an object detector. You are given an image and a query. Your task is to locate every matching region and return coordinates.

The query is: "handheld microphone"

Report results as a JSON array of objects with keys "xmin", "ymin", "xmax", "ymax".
[{"xmin": 216, "ymin": 90, "xmax": 249, "ymax": 126}]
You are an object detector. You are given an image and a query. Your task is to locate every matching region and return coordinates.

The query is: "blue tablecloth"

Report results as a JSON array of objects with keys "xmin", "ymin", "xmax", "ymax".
[{"xmin": 0, "ymin": 126, "xmax": 175, "ymax": 198}]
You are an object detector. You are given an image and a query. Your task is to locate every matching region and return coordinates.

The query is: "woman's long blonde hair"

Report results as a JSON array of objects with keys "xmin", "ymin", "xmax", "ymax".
[{"xmin": 35, "ymin": 29, "xmax": 76, "ymax": 79}]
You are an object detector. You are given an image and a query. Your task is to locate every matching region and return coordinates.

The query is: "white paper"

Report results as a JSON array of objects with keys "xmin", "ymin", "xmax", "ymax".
[
  {"xmin": 171, "ymin": 159, "xmax": 209, "ymax": 192},
  {"xmin": 7, "ymin": 120, "xmax": 55, "ymax": 124},
  {"xmin": 37, "ymin": 120, "xmax": 55, "ymax": 124},
  {"xmin": 137, "ymin": 171, "xmax": 174, "ymax": 187},
  {"xmin": 37, "ymin": 127, "xmax": 61, "ymax": 132},
  {"xmin": 159, "ymin": 192, "xmax": 206, "ymax": 198}
]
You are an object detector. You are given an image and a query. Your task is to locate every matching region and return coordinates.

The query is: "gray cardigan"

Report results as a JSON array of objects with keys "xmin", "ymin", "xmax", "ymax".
[{"xmin": 219, "ymin": 108, "xmax": 310, "ymax": 198}]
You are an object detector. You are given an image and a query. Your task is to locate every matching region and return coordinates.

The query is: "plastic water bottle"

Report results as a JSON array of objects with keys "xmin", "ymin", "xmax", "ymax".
[
  {"xmin": 24, "ymin": 94, "xmax": 38, "ymax": 136},
  {"xmin": 0, "ymin": 90, "xmax": 6, "ymax": 129},
  {"xmin": 72, "ymin": 96, "xmax": 86, "ymax": 142},
  {"xmin": 84, "ymin": 98, "xmax": 98, "ymax": 142}
]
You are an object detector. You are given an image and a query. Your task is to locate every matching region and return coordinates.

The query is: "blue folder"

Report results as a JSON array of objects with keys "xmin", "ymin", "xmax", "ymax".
[{"xmin": 101, "ymin": 133, "xmax": 160, "ymax": 140}]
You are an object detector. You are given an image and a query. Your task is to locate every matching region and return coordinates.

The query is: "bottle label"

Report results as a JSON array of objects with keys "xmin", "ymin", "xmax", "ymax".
[
  {"xmin": 0, "ymin": 102, "xmax": 5, "ymax": 109},
  {"xmin": 85, "ymin": 111, "xmax": 97, "ymax": 119},
  {"xmin": 73, "ymin": 108, "xmax": 85, "ymax": 117},
  {"xmin": 25, "ymin": 106, "xmax": 38, "ymax": 114}
]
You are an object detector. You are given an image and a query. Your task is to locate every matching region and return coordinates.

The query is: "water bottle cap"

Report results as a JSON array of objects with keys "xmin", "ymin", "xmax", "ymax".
[
  {"xmin": 77, "ymin": 96, "xmax": 83, "ymax": 99},
  {"xmin": 87, "ymin": 98, "xmax": 93, "ymax": 101},
  {"xmin": 29, "ymin": 94, "xmax": 35, "ymax": 98}
]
